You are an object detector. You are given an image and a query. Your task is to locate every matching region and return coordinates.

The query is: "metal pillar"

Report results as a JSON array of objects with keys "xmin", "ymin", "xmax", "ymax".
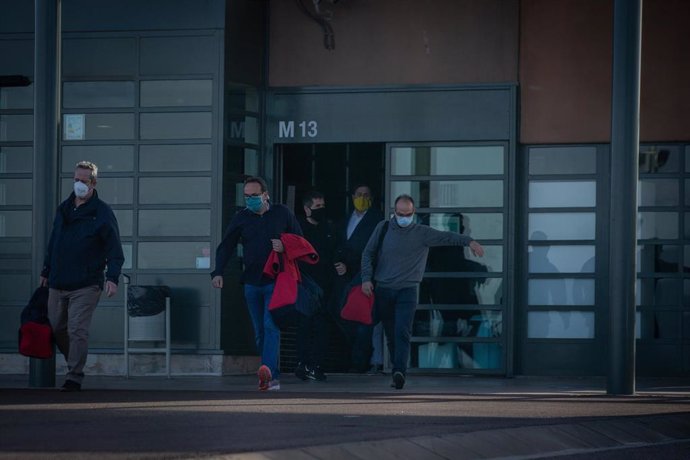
[
  {"xmin": 30, "ymin": 0, "xmax": 60, "ymax": 388},
  {"xmin": 607, "ymin": 0, "xmax": 642, "ymax": 395}
]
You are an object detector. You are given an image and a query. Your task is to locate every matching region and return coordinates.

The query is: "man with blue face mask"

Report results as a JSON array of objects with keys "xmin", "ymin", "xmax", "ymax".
[
  {"xmin": 211, "ymin": 176, "xmax": 302, "ymax": 391},
  {"xmin": 360, "ymin": 194, "xmax": 484, "ymax": 390}
]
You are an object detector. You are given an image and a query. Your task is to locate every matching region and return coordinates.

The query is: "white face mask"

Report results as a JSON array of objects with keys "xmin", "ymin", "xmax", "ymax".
[{"xmin": 74, "ymin": 181, "xmax": 89, "ymax": 198}]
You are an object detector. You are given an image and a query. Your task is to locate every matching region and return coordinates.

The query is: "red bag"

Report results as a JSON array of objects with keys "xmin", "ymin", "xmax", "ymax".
[
  {"xmin": 19, "ymin": 321, "xmax": 53, "ymax": 359},
  {"xmin": 340, "ymin": 285, "xmax": 375, "ymax": 325}
]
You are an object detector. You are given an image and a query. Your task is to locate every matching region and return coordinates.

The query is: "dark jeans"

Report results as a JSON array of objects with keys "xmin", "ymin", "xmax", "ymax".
[
  {"xmin": 375, "ymin": 285, "xmax": 418, "ymax": 376},
  {"xmin": 296, "ymin": 309, "xmax": 329, "ymax": 369}
]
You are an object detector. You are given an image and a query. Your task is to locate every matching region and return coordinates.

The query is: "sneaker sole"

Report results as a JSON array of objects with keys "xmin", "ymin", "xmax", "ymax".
[
  {"xmin": 392, "ymin": 372, "xmax": 405, "ymax": 390},
  {"xmin": 258, "ymin": 365, "xmax": 272, "ymax": 391}
]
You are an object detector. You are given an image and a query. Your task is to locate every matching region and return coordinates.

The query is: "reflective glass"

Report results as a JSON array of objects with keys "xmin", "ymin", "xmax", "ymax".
[
  {"xmin": 138, "ymin": 209, "xmax": 211, "ymax": 236},
  {"xmin": 0, "ymin": 273, "xmax": 31, "ymax": 302},
  {"xmin": 686, "ymin": 213, "xmax": 690, "ymax": 239},
  {"xmin": 528, "ymin": 279, "xmax": 595, "ymax": 305},
  {"xmin": 684, "ymin": 280, "xmax": 690, "ymax": 307},
  {"xmin": 412, "ymin": 341, "xmax": 502, "ymax": 369},
  {"xmin": 0, "ymin": 211, "xmax": 31, "ymax": 237},
  {"xmin": 528, "ymin": 146, "xmax": 597, "ymax": 175},
  {"xmin": 527, "ymin": 311, "xmax": 595, "ymax": 338},
  {"xmin": 390, "ymin": 180, "xmax": 503, "ymax": 208},
  {"xmin": 419, "ymin": 277, "xmax": 503, "ymax": 305},
  {"xmin": 139, "ymin": 177, "xmax": 211, "ymax": 205},
  {"xmin": 528, "ymin": 245, "xmax": 595, "ymax": 273},
  {"xmin": 244, "ymin": 149, "xmax": 259, "ymax": 176},
  {"xmin": 637, "ymin": 212, "xmax": 678, "ymax": 239},
  {"xmin": 226, "ymin": 86, "xmax": 259, "ymax": 112},
  {"xmin": 412, "ymin": 309, "xmax": 502, "ymax": 338},
  {"xmin": 420, "ymin": 212, "xmax": 503, "ymax": 240},
  {"xmin": 636, "ymin": 245, "xmax": 680, "ymax": 273},
  {"xmin": 62, "ymin": 145, "xmax": 134, "ymax": 172},
  {"xmin": 0, "ymin": 115, "xmax": 32, "ymax": 141},
  {"xmin": 686, "ymin": 147, "xmax": 690, "ymax": 173},
  {"xmin": 686, "ymin": 179, "xmax": 690, "ymax": 205},
  {"xmin": 140, "ymin": 80, "xmax": 212, "ymax": 107},
  {"xmin": 0, "ymin": 179, "xmax": 31, "ymax": 205},
  {"xmin": 639, "ymin": 146, "xmax": 680, "ymax": 173},
  {"xmin": 138, "ymin": 241, "xmax": 210, "ymax": 269},
  {"xmin": 391, "ymin": 146, "xmax": 504, "ymax": 175},
  {"xmin": 62, "ymin": 113, "xmax": 135, "ymax": 140},
  {"xmin": 0, "ymin": 86, "xmax": 33, "ymax": 109},
  {"xmin": 63, "ymin": 81, "xmax": 135, "ymax": 108},
  {"xmin": 60, "ymin": 177, "xmax": 133, "ymax": 205},
  {"xmin": 140, "ymin": 112, "xmax": 212, "ymax": 139},
  {"xmin": 636, "ymin": 278, "xmax": 680, "ymax": 306},
  {"xmin": 122, "ymin": 243, "xmax": 132, "ymax": 270},
  {"xmin": 227, "ymin": 115, "xmax": 259, "ymax": 144},
  {"xmin": 638, "ymin": 311, "xmax": 681, "ymax": 339},
  {"xmin": 638, "ymin": 179, "xmax": 679, "ymax": 206},
  {"xmin": 685, "ymin": 245, "xmax": 690, "ymax": 272},
  {"xmin": 529, "ymin": 181, "xmax": 596, "ymax": 208},
  {"xmin": 139, "ymin": 144, "xmax": 212, "ymax": 172},
  {"xmin": 113, "ymin": 210, "xmax": 132, "ymax": 237},
  {"xmin": 0, "ymin": 147, "xmax": 32, "ymax": 173},
  {"xmin": 528, "ymin": 212, "xmax": 595, "ymax": 240}
]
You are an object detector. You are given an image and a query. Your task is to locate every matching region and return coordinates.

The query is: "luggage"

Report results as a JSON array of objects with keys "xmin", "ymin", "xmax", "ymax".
[{"xmin": 18, "ymin": 287, "xmax": 54, "ymax": 359}]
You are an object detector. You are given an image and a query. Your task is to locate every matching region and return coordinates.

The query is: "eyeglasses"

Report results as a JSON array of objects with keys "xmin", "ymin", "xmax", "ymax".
[{"xmin": 243, "ymin": 193, "xmax": 263, "ymax": 198}]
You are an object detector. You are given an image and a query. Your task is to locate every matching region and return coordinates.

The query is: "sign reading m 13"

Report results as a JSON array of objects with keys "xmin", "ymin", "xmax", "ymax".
[{"xmin": 278, "ymin": 120, "xmax": 318, "ymax": 138}]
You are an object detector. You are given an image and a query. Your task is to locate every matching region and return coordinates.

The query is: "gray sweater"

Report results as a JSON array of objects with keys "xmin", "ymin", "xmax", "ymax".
[{"xmin": 361, "ymin": 219, "xmax": 474, "ymax": 289}]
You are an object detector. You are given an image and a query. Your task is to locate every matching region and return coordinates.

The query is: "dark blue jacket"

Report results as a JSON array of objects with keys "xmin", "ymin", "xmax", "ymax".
[
  {"xmin": 211, "ymin": 203, "xmax": 302, "ymax": 285},
  {"xmin": 41, "ymin": 190, "xmax": 124, "ymax": 290}
]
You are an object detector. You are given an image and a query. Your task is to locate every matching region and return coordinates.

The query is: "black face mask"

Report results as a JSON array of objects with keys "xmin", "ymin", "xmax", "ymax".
[{"xmin": 309, "ymin": 207, "xmax": 327, "ymax": 223}]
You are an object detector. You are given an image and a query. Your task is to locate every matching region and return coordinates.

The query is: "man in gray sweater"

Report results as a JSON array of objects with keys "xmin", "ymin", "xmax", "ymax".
[{"xmin": 361, "ymin": 194, "xmax": 484, "ymax": 389}]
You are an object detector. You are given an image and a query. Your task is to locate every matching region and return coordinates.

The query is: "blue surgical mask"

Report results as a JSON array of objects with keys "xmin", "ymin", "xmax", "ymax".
[
  {"xmin": 396, "ymin": 214, "xmax": 414, "ymax": 227},
  {"xmin": 245, "ymin": 195, "xmax": 264, "ymax": 213}
]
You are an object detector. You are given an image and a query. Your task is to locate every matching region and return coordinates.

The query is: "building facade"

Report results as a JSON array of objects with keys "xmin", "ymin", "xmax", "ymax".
[{"xmin": 0, "ymin": 0, "xmax": 688, "ymax": 377}]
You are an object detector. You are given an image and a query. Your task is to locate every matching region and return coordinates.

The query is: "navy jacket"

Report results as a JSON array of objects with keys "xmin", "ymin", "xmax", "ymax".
[
  {"xmin": 41, "ymin": 190, "xmax": 124, "ymax": 290},
  {"xmin": 211, "ymin": 203, "xmax": 302, "ymax": 285},
  {"xmin": 335, "ymin": 209, "xmax": 384, "ymax": 280}
]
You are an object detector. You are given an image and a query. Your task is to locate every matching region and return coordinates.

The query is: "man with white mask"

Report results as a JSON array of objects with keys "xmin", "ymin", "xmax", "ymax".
[
  {"xmin": 40, "ymin": 161, "xmax": 124, "ymax": 392},
  {"xmin": 361, "ymin": 194, "xmax": 484, "ymax": 390}
]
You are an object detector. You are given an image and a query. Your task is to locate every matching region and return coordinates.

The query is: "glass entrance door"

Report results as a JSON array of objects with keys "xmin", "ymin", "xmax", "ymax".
[{"xmin": 387, "ymin": 143, "xmax": 508, "ymax": 374}]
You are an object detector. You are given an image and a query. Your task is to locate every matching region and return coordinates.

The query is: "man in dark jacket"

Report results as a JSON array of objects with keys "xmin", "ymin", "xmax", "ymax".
[
  {"xmin": 40, "ymin": 161, "xmax": 124, "ymax": 392},
  {"xmin": 211, "ymin": 176, "xmax": 302, "ymax": 391}
]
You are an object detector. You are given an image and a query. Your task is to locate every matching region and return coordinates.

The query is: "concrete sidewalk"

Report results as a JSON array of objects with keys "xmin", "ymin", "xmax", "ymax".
[{"xmin": 1, "ymin": 373, "xmax": 689, "ymax": 459}]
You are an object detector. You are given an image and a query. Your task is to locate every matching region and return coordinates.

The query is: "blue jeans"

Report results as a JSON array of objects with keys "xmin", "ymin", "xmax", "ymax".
[
  {"xmin": 244, "ymin": 283, "xmax": 280, "ymax": 380},
  {"xmin": 375, "ymin": 285, "xmax": 418, "ymax": 376}
]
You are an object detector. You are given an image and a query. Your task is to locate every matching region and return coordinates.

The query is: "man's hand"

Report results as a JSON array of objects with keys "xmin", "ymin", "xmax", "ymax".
[
  {"xmin": 469, "ymin": 241, "xmax": 485, "ymax": 257},
  {"xmin": 361, "ymin": 281, "xmax": 374, "ymax": 297},
  {"xmin": 334, "ymin": 262, "xmax": 347, "ymax": 276},
  {"xmin": 212, "ymin": 275, "xmax": 223, "ymax": 289},
  {"xmin": 39, "ymin": 276, "xmax": 48, "ymax": 288},
  {"xmin": 271, "ymin": 239, "xmax": 284, "ymax": 253},
  {"xmin": 105, "ymin": 280, "xmax": 118, "ymax": 297}
]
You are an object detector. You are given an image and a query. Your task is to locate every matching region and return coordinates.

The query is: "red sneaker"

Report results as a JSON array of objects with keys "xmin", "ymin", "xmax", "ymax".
[{"xmin": 258, "ymin": 365, "xmax": 272, "ymax": 391}]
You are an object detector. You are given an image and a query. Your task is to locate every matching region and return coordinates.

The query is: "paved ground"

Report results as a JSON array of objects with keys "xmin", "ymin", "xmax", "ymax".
[{"xmin": 1, "ymin": 373, "xmax": 689, "ymax": 459}]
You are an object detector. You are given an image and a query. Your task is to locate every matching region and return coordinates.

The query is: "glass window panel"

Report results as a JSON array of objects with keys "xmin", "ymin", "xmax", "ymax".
[
  {"xmin": 244, "ymin": 149, "xmax": 259, "ymax": 176},
  {"xmin": 62, "ymin": 113, "xmax": 135, "ymax": 140},
  {"xmin": 62, "ymin": 145, "xmax": 134, "ymax": 173},
  {"xmin": 528, "ymin": 212, "xmax": 595, "ymax": 240},
  {"xmin": 0, "ymin": 85, "xmax": 33, "ymax": 109},
  {"xmin": 390, "ymin": 181, "xmax": 503, "ymax": 208},
  {"xmin": 227, "ymin": 116, "xmax": 259, "ymax": 145},
  {"xmin": 638, "ymin": 179, "xmax": 678, "ymax": 206},
  {"xmin": 391, "ymin": 146, "xmax": 504, "ymax": 175},
  {"xmin": 421, "ymin": 212, "xmax": 503, "ymax": 240},
  {"xmin": 140, "ymin": 80, "xmax": 212, "ymax": 107},
  {"xmin": 528, "ymin": 146, "xmax": 597, "ymax": 175},
  {"xmin": 0, "ymin": 273, "xmax": 32, "ymax": 302},
  {"xmin": 637, "ymin": 212, "xmax": 678, "ymax": 239},
  {"xmin": 528, "ymin": 245, "xmax": 595, "ymax": 273},
  {"xmin": 425, "ymin": 246, "xmax": 502, "ymax": 273},
  {"xmin": 139, "ymin": 209, "xmax": 210, "ymax": 236},
  {"xmin": 639, "ymin": 146, "xmax": 680, "ymax": 173},
  {"xmin": 635, "ymin": 311, "xmax": 641, "ymax": 339},
  {"xmin": 113, "ymin": 209, "xmax": 132, "ymax": 237},
  {"xmin": 527, "ymin": 311, "xmax": 595, "ymax": 339},
  {"xmin": 636, "ymin": 278, "xmax": 680, "ymax": 306},
  {"xmin": 140, "ymin": 112, "xmax": 212, "ymax": 139},
  {"xmin": 122, "ymin": 243, "xmax": 132, "ymax": 270},
  {"xmin": 0, "ymin": 211, "xmax": 31, "ymax": 237},
  {"xmin": 413, "ymin": 310, "xmax": 502, "ymax": 338},
  {"xmin": 464, "ymin": 245, "xmax": 502, "ymax": 272},
  {"xmin": 686, "ymin": 146, "xmax": 690, "ymax": 173},
  {"xmin": 138, "ymin": 241, "xmax": 210, "ymax": 269},
  {"xmin": 226, "ymin": 86, "xmax": 259, "ymax": 112},
  {"xmin": 412, "ymin": 341, "xmax": 502, "ymax": 369},
  {"xmin": 638, "ymin": 311, "xmax": 681, "ymax": 339},
  {"xmin": 139, "ymin": 177, "xmax": 211, "ymax": 204},
  {"xmin": 529, "ymin": 181, "xmax": 596, "ymax": 208},
  {"xmin": 636, "ymin": 244, "xmax": 680, "ymax": 273},
  {"xmin": 528, "ymin": 278, "xmax": 595, "ymax": 305},
  {"xmin": 686, "ymin": 213, "xmax": 690, "ymax": 239},
  {"xmin": 0, "ymin": 147, "xmax": 32, "ymax": 173},
  {"xmin": 63, "ymin": 81, "xmax": 135, "ymax": 108},
  {"xmin": 0, "ymin": 179, "xmax": 31, "ymax": 205},
  {"xmin": 139, "ymin": 144, "xmax": 212, "ymax": 172},
  {"xmin": 685, "ymin": 245, "xmax": 690, "ymax": 272},
  {"xmin": 0, "ymin": 115, "xmax": 32, "ymax": 141},
  {"xmin": 60, "ymin": 177, "xmax": 133, "ymax": 205},
  {"xmin": 685, "ymin": 179, "xmax": 690, "ymax": 206},
  {"xmin": 420, "ymin": 277, "xmax": 503, "ymax": 305},
  {"xmin": 684, "ymin": 280, "xmax": 690, "ymax": 307}
]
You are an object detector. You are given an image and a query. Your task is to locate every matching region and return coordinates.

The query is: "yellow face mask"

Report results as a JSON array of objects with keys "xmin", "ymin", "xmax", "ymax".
[{"xmin": 353, "ymin": 196, "xmax": 371, "ymax": 213}]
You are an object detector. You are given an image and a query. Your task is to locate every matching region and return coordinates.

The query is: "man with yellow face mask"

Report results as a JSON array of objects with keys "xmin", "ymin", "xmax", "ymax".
[{"xmin": 331, "ymin": 184, "xmax": 383, "ymax": 373}]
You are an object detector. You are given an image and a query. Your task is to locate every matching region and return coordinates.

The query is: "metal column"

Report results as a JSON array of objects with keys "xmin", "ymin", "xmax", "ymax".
[
  {"xmin": 30, "ymin": 0, "xmax": 60, "ymax": 388},
  {"xmin": 607, "ymin": 0, "xmax": 642, "ymax": 395}
]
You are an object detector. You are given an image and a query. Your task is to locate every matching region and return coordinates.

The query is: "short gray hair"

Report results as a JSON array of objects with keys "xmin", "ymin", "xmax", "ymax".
[{"xmin": 75, "ymin": 161, "xmax": 98, "ymax": 181}]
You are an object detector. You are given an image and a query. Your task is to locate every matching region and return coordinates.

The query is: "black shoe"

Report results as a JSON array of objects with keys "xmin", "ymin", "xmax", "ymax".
[
  {"xmin": 295, "ymin": 362, "xmax": 309, "ymax": 381},
  {"xmin": 307, "ymin": 366, "xmax": 327, "ymax": 382},
  {"xmin": 391, "ymin": 371, "xmax": 405, "ymax": 390},
  {"xmin": 366, "ymin": 364, "xmax": 384, "ymax": 375},
  {"xmin": 60, "ymin": 380, "xmax": 81, "ymax": 392}
]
